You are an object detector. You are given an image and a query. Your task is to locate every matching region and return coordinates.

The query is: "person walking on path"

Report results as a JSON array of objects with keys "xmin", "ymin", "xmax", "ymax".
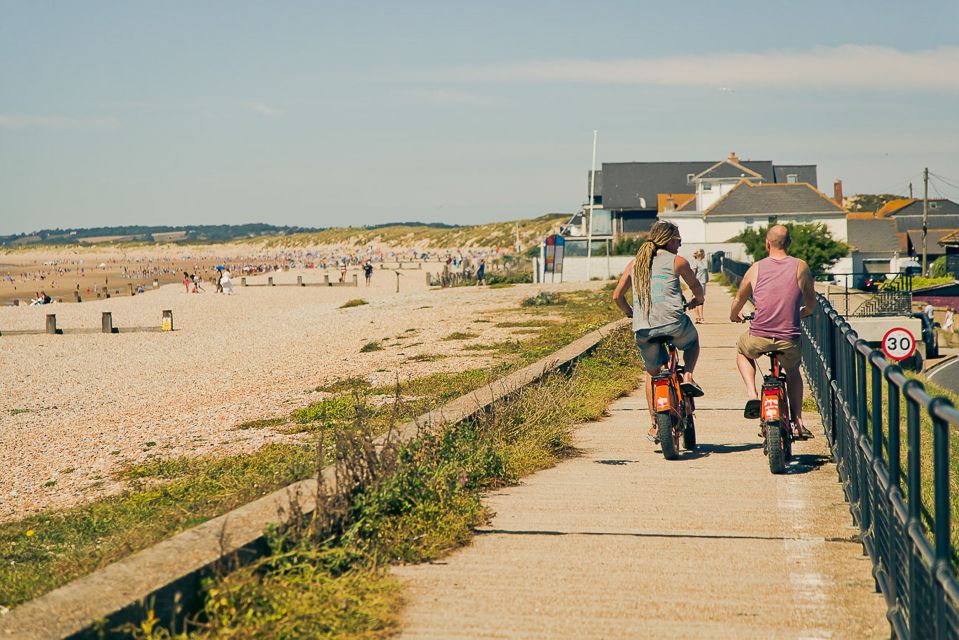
[
  {"xmin": 476, "ymin": 260, "xmax": 486, "ymax": 286},
  {"xmin": 691, "ymin": 249, "xmax": 709, "ymax": 324},
  {"xmin": 729, "ymin": 225, "xmax": 816, "ymax": 439},
  {"xmin": 182, "ymin": 272, "xmax": 191, "ymax": 293},
  {"xmin": 613, "ymin": 221, "xmax": 705, "ymax": 440}
]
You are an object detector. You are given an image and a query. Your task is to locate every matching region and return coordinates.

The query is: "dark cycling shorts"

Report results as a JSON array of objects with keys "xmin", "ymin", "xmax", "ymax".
[{"xmin": 633, "ymin": 315, "xmax": 699, "ymax": 370}]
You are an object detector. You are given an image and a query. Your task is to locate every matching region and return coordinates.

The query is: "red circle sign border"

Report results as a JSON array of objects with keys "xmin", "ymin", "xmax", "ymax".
[{"xmin": 881, "ymin": 327, "xmax": 916, "ymax": 361}]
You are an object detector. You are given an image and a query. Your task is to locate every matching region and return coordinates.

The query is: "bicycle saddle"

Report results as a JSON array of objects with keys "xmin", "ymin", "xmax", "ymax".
[
  {"xmin": 760, "ymin": 350, "xmax": 784, "ymax": 357},
  {"xmin": 647, "ymin": 336, "xmax": 673, "ymax": 344}
]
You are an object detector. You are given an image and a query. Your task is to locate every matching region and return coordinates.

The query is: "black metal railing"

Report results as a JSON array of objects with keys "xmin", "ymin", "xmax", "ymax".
[
  {"xmin": 721, "ymin": 257, "xmax": 750, "ymax": 287},
  {"xmin": 802, "ymin": 293, "xmax": 959, "ymax": 638}
]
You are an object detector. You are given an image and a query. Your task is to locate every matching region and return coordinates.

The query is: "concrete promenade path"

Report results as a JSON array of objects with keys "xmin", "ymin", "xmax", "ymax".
[{"xmin": 394, "ymin": 282, "xmax": 888, "ymax": 639}]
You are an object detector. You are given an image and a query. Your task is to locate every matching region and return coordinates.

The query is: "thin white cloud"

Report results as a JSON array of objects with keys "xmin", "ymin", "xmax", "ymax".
[
  {"xmin": 246, "ymin": 102, "xmax": 285, "ymax": 116},
  {"xmin": 448, "ymin": 45, "xmax": 959, "ymax": 91},
  {"xmin": 0, "ymin": 114, "xmax": 120, "ymax": 130}
]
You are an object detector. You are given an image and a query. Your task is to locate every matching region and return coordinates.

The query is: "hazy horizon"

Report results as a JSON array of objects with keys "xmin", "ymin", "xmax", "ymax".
[{"xmin": 2, "ymin": 1, "xmax": 958, "ymax": 236}]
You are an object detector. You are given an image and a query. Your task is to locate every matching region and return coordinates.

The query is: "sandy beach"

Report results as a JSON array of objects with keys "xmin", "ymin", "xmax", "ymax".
[{"xmin": 0, "ymin": 267, "xmax": 598, "ymax": 522}]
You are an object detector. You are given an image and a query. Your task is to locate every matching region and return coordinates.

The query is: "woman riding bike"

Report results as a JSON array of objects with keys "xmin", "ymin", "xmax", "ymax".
[{"xmin": 613, "ymin": 221, "xmax": 705, "ymax": 441}]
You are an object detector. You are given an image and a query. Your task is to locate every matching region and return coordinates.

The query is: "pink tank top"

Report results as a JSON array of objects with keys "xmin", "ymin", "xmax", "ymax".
[{"xmin": 750, "ymin": 256, "xmax": 802, "ymax": 342}]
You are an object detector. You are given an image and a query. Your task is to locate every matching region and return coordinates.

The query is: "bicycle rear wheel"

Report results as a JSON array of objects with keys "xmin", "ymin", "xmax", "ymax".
[
  {"xmin": 656, "ymin": 412, "xmax": 679, "ymax": 460},
  {"xmin": 682, "ymin": 413, "xmax": 696, "ymax": 451},
  {"xmin": 766, "ymin": 420, "xmax": 786, "ymax": 474}
]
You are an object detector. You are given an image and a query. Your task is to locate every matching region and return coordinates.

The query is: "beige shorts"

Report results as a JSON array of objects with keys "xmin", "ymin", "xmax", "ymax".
[{"xmin": 737, "ymin": 333, "xmax": 801, "ymax": 372}]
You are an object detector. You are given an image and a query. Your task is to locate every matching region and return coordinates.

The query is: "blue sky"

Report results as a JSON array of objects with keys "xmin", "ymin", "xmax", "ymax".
[{"xmin": 1, "ymin": 0, "xmax": 958, "ymax": 235}]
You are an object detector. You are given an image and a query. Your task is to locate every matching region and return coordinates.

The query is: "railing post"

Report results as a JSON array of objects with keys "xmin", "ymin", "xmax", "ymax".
[
  {"xmin": 885, "ymin": 365, "xmax": 903, "ymax": 615},
  {"xmin": 904, "ymin": 379, "xmax": 923, "ymax": 637},
  {"xmin": 45, "ymin": 314, "xmax": 57, "ymax": 335},
  {"xmin": 931, "ymin": 397, "xmax": 953, "ymax": 636}
]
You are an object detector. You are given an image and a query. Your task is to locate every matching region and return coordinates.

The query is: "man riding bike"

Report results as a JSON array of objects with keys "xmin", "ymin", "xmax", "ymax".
[
  {"xmin": 613, "ymin": 221, "xmax": 705, "ymax": 440},
  {"xmin": 729, "ymin": 225, "xmax": 817, "ymax": 439}
]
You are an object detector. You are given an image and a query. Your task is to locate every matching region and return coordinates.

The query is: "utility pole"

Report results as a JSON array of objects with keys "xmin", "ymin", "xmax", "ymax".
[
  {"xmin": 909, "ymin": 182, "xmax": 913, "ymax": 199},
  {"xmin": 922, "ymin": 167, "xmax": 929, "ymax": 275},
  {"xmin": 586, "ymin": 130, "xmax": 597, "ymax": 280}
]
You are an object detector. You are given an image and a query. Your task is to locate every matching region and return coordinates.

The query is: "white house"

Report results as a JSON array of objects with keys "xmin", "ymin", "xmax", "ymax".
[{"xmin": 660, "ymin": 154, "xmax": 847, "ymax": 244}]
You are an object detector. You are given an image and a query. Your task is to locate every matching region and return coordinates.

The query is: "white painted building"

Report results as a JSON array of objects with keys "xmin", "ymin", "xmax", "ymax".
[{"xmin": 660, "ymin": 154, "xmax": 847, "ymax": 245}]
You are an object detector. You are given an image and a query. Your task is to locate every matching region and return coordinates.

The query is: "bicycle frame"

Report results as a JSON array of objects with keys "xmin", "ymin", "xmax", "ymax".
[
  {"xmin": 760, "ymin": 355, "xmax": 790, "ymax": 423},
  {"xmin": 651, "ymin": 344, "xmax": 694, "ymax": 419}
]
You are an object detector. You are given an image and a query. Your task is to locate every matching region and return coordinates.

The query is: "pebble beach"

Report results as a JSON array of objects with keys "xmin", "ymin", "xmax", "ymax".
[{"xmin": 0, "ymin": 266, "xmax": 599, "ymax": 522}]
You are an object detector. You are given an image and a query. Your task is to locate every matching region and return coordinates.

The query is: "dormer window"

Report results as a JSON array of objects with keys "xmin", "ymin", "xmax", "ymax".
[
  {"xmin": 703, "ymin": 182, "xmax": 712, "ymax": 191},
  {"xmin": 931, "ymin": 201, "xmax": 940, "ymax": 209},
  {"xmin": 787, "ymin": 174, "xmax": 798, "ymax": 183},
  {"xmin": 687, "ymin": 173, "xmax": 695, "ymax": 185}
]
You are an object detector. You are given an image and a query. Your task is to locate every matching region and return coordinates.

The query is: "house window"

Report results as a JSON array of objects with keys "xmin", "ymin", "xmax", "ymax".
[
  {"xmin": 686, "ymin": 173, "xmax": 695, "ymax": 185},
  {"xmin": 745, "ymin": 217, "xmax": 755, "ymax": 226},
  {"xmin": 786, "ymin": 174, "xmax": 798, "ymax": 183},
  {"xmin": 768, "ymin": 216, "xmax": 778, "ymax": 224},
  {"xmin": 703, "ymin": 182, "xmax": 712, "ymax": 191},
  {"xmin": 931, "ymin": 201, "xmax": 940, "ymax": 209}
]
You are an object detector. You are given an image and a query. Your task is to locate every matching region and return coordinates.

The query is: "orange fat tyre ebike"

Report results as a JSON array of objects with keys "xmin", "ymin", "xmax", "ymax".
[{"xmin": 650, "ymin": 336, "xmax": 697, "ymax": 460}]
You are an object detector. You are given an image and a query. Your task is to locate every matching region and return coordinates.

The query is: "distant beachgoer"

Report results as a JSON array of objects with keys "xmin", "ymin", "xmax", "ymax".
[
  {"xmin": 220, "ymin": 269, "xmax": 234, "ymax": 295},
  {"xmin": 192, "ymin": 274, "xmax": 204, "ymax": 293},
  {"xmin": 476, "ymin": 260, "xmax": 486, "ymax": 287},
  {"xmin": 183, "ymin": 272, "xmax": 191, "ymax": 293},
  {"xmin": 363, "ymin": 262, "xmax": 373, "ymax": 287},
  {"xmin": 945, "ymin": 308, "xmax": 955, "ymax": 333}
]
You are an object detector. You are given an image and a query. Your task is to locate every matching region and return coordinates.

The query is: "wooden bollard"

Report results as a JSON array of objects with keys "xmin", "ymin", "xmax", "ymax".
[
  {"xmin": 74, "ymin": 290, "xmax": 81, "ymax": 303},
  {"xmin": 268, "ymin": 276, "xmax": 274, "ymax": 286},
  {"xmin": 426, "ymin": 273, "xmax": 431, "ymax": 286},
  {"xmin": 162, "ymin": 310, "xmax": 173, "ymax": 332},
  {"xmin": 129, "ymin": 284, "xmax": 134, "ymax": 296},
  {"xmin": 297, "ymin": 275, "xmax": 303, "ymax": 286},
  {"xmin": 45, "ymin": 314, "xmax": 57, "ymax": 334},
  {"xmin": 101, "ymin": 312, "xmax": 113, "ymax": 334},
  {"xmin": 399, "ymin": 262, "xmax": 403, "ymax": 269},
  {"xmin": 241, "ymin": 277, "xmax": 247, "ymax": 286},
  {"xmin": 352, "ymin": 274, "xmax": 358, "ymax": 287},
  {"xmin": 153, "ymin": 279, "xmax": 159, "ymax": 289},
  {"xmin": 324, "ymin": 274, "xmax": 330, "ymax": 286},
  {"xmin": 13, "ymin": 299, "xmax": 19, "ymax": 306}
]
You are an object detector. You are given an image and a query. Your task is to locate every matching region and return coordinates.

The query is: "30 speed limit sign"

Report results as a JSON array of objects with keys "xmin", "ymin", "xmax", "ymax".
[{"xmin": 881, "ymin": 327, "xmax": 916, "ymax": 361}]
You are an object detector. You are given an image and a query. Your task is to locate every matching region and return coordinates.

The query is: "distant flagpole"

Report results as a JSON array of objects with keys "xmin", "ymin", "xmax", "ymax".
[{"xmin": 586, "ymin": 130, "xmax": 597, "ymax": 280}]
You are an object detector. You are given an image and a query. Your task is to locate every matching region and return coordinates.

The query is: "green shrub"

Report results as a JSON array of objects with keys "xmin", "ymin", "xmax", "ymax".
[{"xmin": 339, "ymin": 299, "xmax": 368, "ymax": 309}]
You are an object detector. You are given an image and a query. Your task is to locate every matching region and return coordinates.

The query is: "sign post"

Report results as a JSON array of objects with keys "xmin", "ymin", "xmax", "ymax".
[
  {"xmin": 543, "ymin": 234, "xmax": 565, "ymax": 283},
  {"xmin": 881, "ymin": 327, "xmax": 917, "ymax": 361}
]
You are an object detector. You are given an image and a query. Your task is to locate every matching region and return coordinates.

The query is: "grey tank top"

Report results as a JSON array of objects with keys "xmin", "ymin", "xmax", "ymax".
[{"xmin": 632, "ymin": 250, "xmax": 685, "ymax": 331}]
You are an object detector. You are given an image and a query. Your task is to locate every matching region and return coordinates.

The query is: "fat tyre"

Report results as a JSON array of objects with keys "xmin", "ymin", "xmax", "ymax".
[
  {"xmin": 766, "ymin": 420, "xmax": 786, "ymax": 474},
  {"xmin": 657, "ymin": 412, "xmax": 679, "ymax": 460},
  {"xmin": 683, "ymin": 414, "xmax": 696, "ymax": 451}
]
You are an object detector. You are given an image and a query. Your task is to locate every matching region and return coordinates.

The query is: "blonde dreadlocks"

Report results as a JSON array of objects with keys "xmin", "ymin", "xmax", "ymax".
[{"xmin": 633, "ymin": 221, "xmax": 679, "ymax": 319}]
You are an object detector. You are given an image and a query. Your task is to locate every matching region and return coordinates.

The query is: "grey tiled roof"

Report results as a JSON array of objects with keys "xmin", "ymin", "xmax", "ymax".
[
  {"xmin": 773, "ymin": 165, "xmax": 818, "ymax": 188},
  {"xmin": 705, "ymin": 182, "xmax": 843, "ymax": 217},
  {"xmin": 887, "ymin": 199, "xmax": 959, "ymax": 217},
  {"xmin": 848, "ymin": 219, "xmax": 899, "ymax": 253},
  {"xmin": 599, "ymin": 160, "xmax": 808, "ymax": 210}
]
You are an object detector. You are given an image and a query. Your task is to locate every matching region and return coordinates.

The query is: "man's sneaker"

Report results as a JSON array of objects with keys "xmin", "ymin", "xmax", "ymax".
[{"xmin": 680, "ymin": 381, "xmax": 705, "ymax": 398}]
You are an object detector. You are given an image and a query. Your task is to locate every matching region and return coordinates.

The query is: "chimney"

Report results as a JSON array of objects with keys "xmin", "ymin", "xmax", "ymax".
[
  {"xmin": 727, "ymin": 151, "xmax": 739, "ymax": 163},
  {"xmin": 833, "ymin": 179, "xmax": 844, "ymax": 208}
]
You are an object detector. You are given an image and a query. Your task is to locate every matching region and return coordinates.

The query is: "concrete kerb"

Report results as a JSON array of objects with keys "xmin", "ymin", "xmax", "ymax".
[{"xmin": 0, "ymin": 318, "xmax": 630, "ymax": 639}]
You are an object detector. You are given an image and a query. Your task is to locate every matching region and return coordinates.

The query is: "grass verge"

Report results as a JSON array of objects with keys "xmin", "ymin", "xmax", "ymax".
[{"xmin": 145, "ymin": 326, "xmax": 643, "ymax": 637}]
